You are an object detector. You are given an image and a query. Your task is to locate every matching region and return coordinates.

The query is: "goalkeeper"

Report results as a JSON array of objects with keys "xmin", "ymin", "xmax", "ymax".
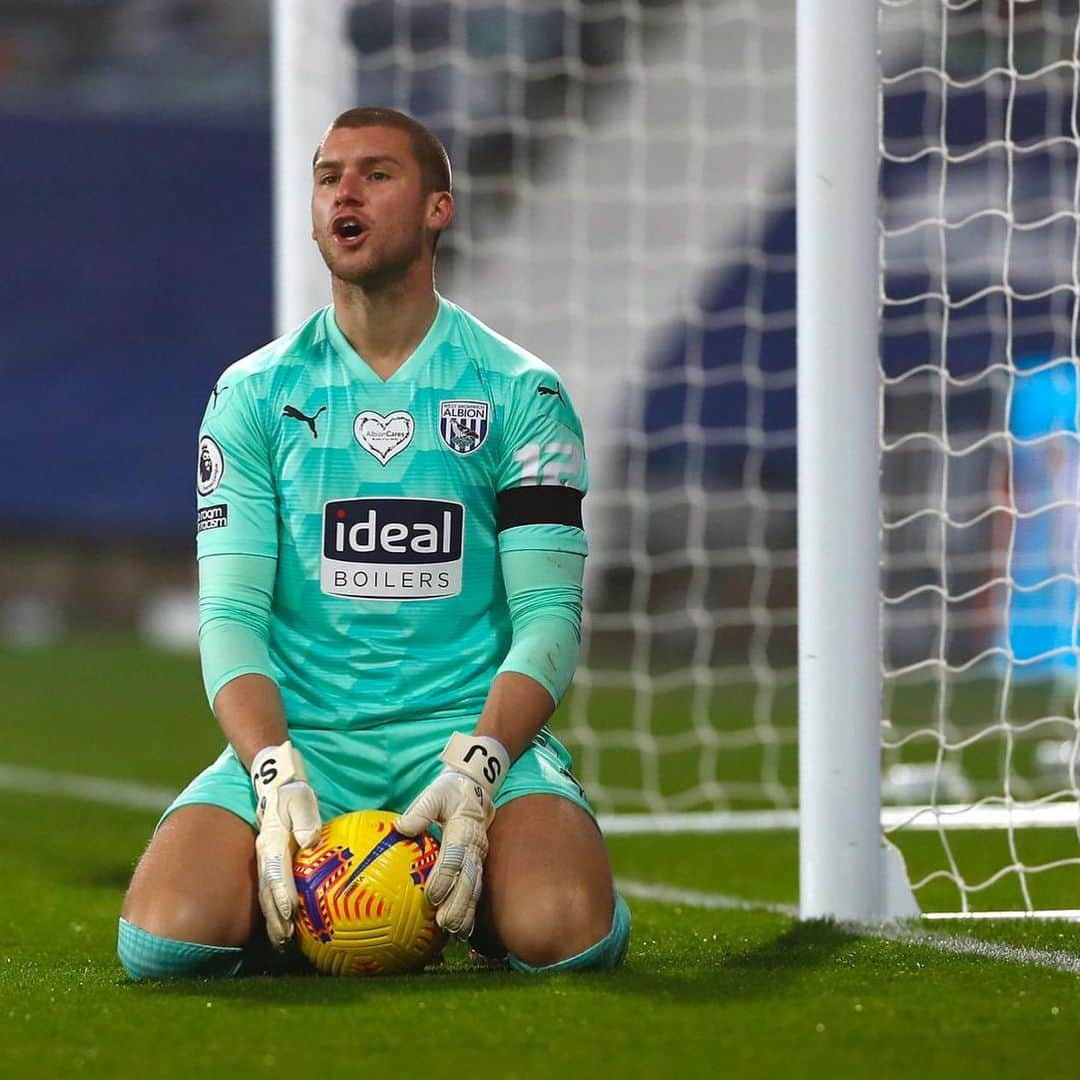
[{"xmin": 118, "ymin": 107, "xmax": 630, "ymax": 979}]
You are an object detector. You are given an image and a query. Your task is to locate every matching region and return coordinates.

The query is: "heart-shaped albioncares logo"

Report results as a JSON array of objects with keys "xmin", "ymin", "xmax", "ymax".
[{"xmin": 353, "ymin": 410, "xmax": 415, "ymax": 464}]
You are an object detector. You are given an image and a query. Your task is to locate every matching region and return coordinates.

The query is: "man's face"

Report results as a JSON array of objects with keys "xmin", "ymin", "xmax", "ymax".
[{"xmin": 311, "ymin": 125, "xmax": 446, "ymax": 287}]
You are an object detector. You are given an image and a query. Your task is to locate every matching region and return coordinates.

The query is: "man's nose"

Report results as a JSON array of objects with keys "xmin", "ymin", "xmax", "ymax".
[{"xmin": 335, "ymin": 169, "xmax": 364, "ymax": 203}]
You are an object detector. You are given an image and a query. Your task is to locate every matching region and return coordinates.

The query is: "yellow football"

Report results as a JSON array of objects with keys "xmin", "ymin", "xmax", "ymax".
[{"xmin": 292, "ymin": 809, "xmax": 447, "ymax": 976}]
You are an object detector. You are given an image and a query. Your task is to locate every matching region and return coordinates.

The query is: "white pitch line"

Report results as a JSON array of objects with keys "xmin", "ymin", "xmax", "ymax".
[
  {"xmin": 599, "ymin": 803, "xmax": 1080, "ymax": 833},
  {"xmin": 3, "ymin": 764, "xmax": 1076, "ymax": 835},
  {"xmin": 600, "ymin": 810, "xmax": 800, "ymax": 834},
  {"xmin": 616, "ymin": 877, "xmax": 799, "ymax": 917},
  {"xmin": 0, "ymin": 763, "xmax": 176, "ymax": 812},
  {"xmin": 4, "ymin": 762, "xmax": 1080, "ymax": 976},
  {"xmin": 617, "ymin": 877, "xmax": 1080, "ymax": 977},
  {"xmin": 874, "ymin": 924, "xmax": 1080, "ymax": 976}
]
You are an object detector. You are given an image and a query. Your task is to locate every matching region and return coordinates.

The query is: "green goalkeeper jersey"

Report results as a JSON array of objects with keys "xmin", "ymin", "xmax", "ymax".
[{"xmin": 195, "ymin": 295, "xmax": 588, "ymax": 731}]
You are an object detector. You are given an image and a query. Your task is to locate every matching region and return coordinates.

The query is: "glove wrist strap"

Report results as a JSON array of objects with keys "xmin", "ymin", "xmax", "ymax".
[
  {"xmin": 251, "ymin": 741, "xmax": 308, "ymax": 806},
  {"xmin": 440, "ymin": 732, "xmax": 511, "ymax": 797}
]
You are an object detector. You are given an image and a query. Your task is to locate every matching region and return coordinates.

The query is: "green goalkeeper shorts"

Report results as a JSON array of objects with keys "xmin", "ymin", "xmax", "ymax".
[{"xmin": 159, "ymin": 718, "xmax": 593, "ymax": 831}]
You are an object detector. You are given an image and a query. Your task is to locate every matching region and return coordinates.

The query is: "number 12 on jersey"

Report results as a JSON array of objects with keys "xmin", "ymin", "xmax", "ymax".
[{"xmin": 513, "ymin": 441, "xmax": 583, "ymax": 486}]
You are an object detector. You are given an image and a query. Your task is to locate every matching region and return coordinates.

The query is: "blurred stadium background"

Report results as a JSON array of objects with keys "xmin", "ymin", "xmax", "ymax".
[
  {"xmin": 2, "ymin": 0, "xmax": 804, "ymax": 798},
  {"xmin": 4, "ymin": 0, "xmax": 1080, "ymax": 912}
]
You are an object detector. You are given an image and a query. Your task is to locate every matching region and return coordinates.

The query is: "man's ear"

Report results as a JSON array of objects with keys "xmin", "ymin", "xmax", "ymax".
[{"xmin": 428, "ymin": 191, "xmax": 454, "ymax": 233}]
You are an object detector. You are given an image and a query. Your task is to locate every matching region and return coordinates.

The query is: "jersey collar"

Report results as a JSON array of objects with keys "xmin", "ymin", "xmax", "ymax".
[{"xmin": 324, "ymin": 294, "xmax": 451, "ymax": 385}]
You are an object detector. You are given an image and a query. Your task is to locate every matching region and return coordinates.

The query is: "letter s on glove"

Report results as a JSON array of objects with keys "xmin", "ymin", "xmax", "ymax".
[
  {"xmin": 251, "ymin": 741, "xmax": 322, "ymax": 949},
  {"xmin": 394, "ymin": 732, "xmax": 510, "ymax": 937}
]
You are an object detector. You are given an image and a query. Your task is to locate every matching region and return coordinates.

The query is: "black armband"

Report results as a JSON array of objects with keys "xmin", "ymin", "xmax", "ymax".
[{"xmin": 497, "ymin": 486, "xmax": 584, "ymax": 531}]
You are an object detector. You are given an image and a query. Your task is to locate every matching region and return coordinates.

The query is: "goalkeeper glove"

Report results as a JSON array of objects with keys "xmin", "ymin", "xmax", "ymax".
[
  {"xmin": 395, "ymin": 732, "xmax": 511, "ymax": 937},
  {"xmin": 251, "ymin": 741, "xmax": 322, "ymax": 949}
]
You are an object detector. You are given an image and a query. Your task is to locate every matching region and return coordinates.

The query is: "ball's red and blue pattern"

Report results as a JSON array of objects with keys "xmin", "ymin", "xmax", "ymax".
[{"xmin": 293, "ymin": 809, "xmax": 446, "ymax": 976}]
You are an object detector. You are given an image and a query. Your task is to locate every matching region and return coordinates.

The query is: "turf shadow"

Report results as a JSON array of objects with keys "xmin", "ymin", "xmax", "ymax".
[
  {"xmin": 602, "ymin": 919, "xmax": 866, "ymax": 1006},
  {"xmin": 79, "ymin": 863, "xmax": 138, "ymax": 890},
  {"xmin": 130, "ymin": 922, "xmax": 863, "ymax": 1007},
  {"xmin": 140, "ymin": 963, "xmax": 555, "ymax": 1006}
]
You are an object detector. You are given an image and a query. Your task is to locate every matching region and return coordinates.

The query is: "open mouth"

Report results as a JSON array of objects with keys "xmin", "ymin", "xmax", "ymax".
[{"xmin": 333, "ymin": 217, "xmax": 368, "ymax": 243}]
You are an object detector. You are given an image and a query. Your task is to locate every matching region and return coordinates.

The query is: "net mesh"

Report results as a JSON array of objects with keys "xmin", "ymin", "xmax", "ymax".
[
  {"xmin": 879, "ymin": 0, "xmax": 1080, "ymax": 911},
  {"xmin": 335, "ymin": 0, "xmax": 800, "ymax": 815},
  {"xmin": 281, "ymin": 0, "xmax": 1080, "ymax": 911}
]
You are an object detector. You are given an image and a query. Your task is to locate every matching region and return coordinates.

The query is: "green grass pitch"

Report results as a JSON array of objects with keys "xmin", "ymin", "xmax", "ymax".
[{"xmin": 1, "ymin": 637, "xmax": 1079, "ymax": 1078}]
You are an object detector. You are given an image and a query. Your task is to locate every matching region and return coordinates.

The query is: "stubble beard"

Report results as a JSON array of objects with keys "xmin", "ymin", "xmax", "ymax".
[{"xmin": 317, "ymin": 229, "xmax": 426, "ymax": 291}]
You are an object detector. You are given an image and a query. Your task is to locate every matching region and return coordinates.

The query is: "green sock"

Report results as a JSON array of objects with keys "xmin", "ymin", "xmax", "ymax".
[{"xmin": 117, "ymin": 918, "xmax": 244, "ymax": 981}]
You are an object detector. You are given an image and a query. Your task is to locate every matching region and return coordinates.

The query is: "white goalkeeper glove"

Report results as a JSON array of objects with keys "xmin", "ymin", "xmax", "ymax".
[
  {"xmin": 395, "ymin": 732, "xmax": 511, "ymax": 937},
  {"xmin": 251, "ymin": 741, "xmax": 322, "ymax": 949}
]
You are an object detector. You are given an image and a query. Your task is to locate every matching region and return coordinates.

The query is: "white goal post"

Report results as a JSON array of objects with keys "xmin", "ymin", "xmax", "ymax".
[
  {"xmin": 272, "ymin": 0, "xmax": 353, "ymax": 330},
  {"xmin": 272, "ymin": 0, "xmax": 1080, "ymax": 922},
  {"xmin": 796, "ymin": 0, "xmax": 903, "ymax": 920}
]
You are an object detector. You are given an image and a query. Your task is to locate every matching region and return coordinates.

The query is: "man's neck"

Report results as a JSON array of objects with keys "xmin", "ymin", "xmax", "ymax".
[{"xmin": 331, "ymin": 275, "xmax": 439, "ymax": 381}]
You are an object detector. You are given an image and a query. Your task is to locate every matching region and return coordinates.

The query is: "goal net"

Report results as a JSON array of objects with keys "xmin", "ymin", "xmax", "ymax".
[
  {"xmin": 274, "ymin": 0, "xmax": 1080, "ymax": 915},
  {"xmin": 879, "ymin": 0, "xmax": 1080, "ymax": 915}
]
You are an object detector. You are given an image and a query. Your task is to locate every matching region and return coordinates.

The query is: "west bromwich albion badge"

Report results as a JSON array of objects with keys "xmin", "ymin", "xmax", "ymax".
[{"xmin": 439, "ymin": 400, "xmax": 489, "ymax": 455}]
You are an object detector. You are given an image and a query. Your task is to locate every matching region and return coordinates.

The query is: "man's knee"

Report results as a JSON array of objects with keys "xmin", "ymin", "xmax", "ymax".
[
  {"xmin": 501, "ymin": 885, "xmax": 630, "ymax": 972},
  {"xmin": 119, "ymin": 879, "xmax": 254, "ymax": 980},
  {"xmin": 481, "ymin": 794, "xmax": 628, "ymax": 972},
  {"xmin": 119, "ymin": 804, "xmax": 259, "ymax": 978},
  {"xmin": 122, "ymin": 881, "xmax": 251, "ymax": 948}
]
